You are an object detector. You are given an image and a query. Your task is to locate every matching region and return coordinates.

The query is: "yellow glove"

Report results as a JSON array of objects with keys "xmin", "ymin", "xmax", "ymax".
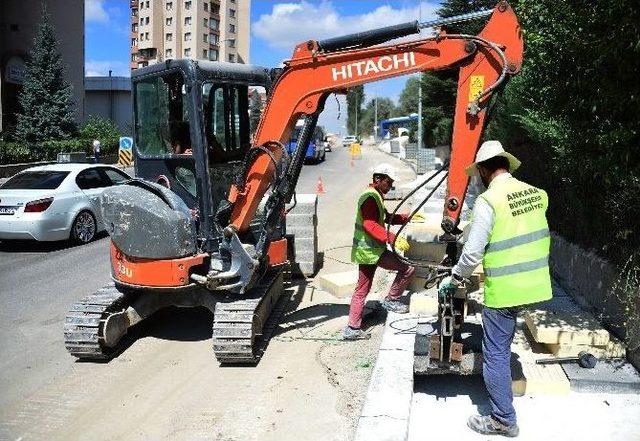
[
  {"xmin": 410, "ymin": 213, "xmax": 426, "ymax": 223},
  {"xmin": 394, "ymin": 236, "xmax": 410, "ymax": 253}
]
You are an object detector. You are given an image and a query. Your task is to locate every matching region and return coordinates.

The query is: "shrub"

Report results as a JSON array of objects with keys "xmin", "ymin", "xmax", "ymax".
[
  {"xmin": 0, "ymin": 142, "xmax": 34, "ymax": 164},
  {"xmin": 79, "ymin": 115, "xmax": 121, "ymax": 143}
]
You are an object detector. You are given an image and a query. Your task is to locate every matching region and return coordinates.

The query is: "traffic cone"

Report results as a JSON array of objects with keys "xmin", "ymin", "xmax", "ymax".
[{"xmin": 316, "ymin": 176, "xmax": 325, "ymax": 195}]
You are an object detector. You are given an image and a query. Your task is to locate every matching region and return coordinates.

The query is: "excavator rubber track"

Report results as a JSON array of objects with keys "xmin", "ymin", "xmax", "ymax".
[
  {"xmin": 212, "ymin": 268, "xmax": 285, "ymax": 364},
  {"xmin": 64, "ymin": 283, "xmax": 129, "ymax": 360}
]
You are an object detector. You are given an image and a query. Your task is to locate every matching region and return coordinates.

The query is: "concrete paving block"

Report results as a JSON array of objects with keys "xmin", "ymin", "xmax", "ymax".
[
  {"xmin": 292, "ymin": 261, "xmax": 316, "ymax": 277},
  {"xmin": 293, "ymin": 237, "xmax": 318, "ymax": 252},
  {"xmin": 285, "ymin": 213, "xmax": 317, "ymax": 227},
  {"xmin": 545, "ymin": 335, "xmax": 626, "ymax": 358},
  {"xmin": 406, "ymin": 242, "xmax": 447, "ymax": 263},
  {"xmin": 562, "ymin": 359, "xmax": 640, "ymax": 394},
  {"xmin": 292, "ymin": 249, "xmax": 318, "ymax": 262},
  {"xmin": 409, "ymin": 292, "xmax": 438, "ymax": 316},
  {"xmin": 408, "ymin": 276, "xmax": 429, "ymax": 293},
  {"xmin": 285, "ymin": 225, "xmax": 316, "ymax": 238},
  {"xmin": 525, "ymin": 310, "xmax": 610, "ymax": 346},
  {"xmin": 285, "ymin": 194, "xmax": 318, "ymax": 215},
  {"xmin": 317, "ymin": 270, "xmax": 357, "ymax": 298},
  {"xmin": 510, "ymin": 324, "xmax": 570, "ymax": 395},
  {"xmin": 512, "ymin": 361, "xmax": 570, "ymax": 396}
]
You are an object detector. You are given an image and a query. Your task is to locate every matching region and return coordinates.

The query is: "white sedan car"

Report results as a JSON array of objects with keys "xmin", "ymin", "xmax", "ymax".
[{"xmin": 0, "ymin": 163, "xmax": 131, "ymax": 243}]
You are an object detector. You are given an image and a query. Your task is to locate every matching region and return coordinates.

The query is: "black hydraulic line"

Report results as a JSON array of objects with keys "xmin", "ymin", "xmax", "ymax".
[
  {"xmin": 317, "ymin": 8, "xmax": 494, "ymax": 53},
  {"xmin": 417, "ymin": 9, "xmax": 493, "ymax": 31},
  {"xmin": 283, "ymin": 113, "xmax": 319, "ymax": 203},
  {"xmin": 318, "ymin": 21, "xmax": 420, "ymax": 52},
  {"xmin": 382, "ymin": 161, "xmax": 454, "ymax": 271}
]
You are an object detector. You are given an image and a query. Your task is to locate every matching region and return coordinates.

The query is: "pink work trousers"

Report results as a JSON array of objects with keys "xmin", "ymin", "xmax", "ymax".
[{"xmin": 347, "ymin": 250, "xmax": 416, "ymax": 329}]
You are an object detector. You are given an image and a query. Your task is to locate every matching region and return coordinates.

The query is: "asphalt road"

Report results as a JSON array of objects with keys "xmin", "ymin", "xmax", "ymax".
[{"xmin": 0, "ymin": 143, "xmax": 416, "ymax": 440}]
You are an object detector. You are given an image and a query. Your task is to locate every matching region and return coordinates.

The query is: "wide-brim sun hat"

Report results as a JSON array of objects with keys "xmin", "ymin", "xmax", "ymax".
[
  {"xmin": 465, "ymin": 140, "xmax": 521, "ymax": 176},
  {"xmin": 372, "ymin": 163, "xmax": 399, "ymax": 182}
]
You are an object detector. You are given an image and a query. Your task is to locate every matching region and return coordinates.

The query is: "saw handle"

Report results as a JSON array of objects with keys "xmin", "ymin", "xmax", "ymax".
[{"xmin": 535, "ymin": 351, "xmax": 598, "ymax": 369}]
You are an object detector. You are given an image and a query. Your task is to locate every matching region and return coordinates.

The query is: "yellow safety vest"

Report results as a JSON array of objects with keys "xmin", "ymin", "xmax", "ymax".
[
  {"xmin": 351, "ymin": 188, "xmax": 386, "ymax": 264},
  {"xmin": 480, "ymin": 176, "xmax": 552, "ymax": 308}
]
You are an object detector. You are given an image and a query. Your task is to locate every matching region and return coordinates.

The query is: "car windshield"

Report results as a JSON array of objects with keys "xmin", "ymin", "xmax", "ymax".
[{"xmin": 1, "ymin": 171, "xmax": 70, "ymax": 190}]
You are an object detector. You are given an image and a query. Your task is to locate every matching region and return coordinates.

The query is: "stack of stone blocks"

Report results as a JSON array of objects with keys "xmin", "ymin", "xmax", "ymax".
[{"xmin": 285, "ymin": 194, "xmax": 318, "ymax": 277}]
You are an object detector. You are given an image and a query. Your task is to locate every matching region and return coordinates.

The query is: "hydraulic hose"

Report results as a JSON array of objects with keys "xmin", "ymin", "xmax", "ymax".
[{"xmin": 384, "ymin": 162, "xmax": 454, "ymax": 277}]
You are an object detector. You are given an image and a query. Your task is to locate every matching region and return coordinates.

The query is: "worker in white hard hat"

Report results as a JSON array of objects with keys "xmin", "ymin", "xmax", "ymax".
[
  {"xmin": 439, "ymin": 140, "xmax": 552, "ymax": 437},
  {"xmin": 343, "ymin": 163, "xmax": 425, "ymax": 341}
]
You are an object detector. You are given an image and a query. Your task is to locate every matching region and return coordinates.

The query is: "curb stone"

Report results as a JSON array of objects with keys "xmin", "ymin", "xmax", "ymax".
[{"xmin": 354, "ymin": 312, "xmax": 416, "ymax": 441}]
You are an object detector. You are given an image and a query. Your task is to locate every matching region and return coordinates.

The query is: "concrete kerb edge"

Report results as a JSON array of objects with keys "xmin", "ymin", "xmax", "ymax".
[{"xmin": 354, "ymin": 312, "xmax": 416, "ymax": 441}]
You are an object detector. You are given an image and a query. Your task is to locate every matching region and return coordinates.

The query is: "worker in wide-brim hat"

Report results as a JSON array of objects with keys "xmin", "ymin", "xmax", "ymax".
[
  {"xmin": 439, "ymin": 140, "xmax": 552, "ymax": 437},
  {"xmin": 342, "ymin": 163, "xmax": 424, "ymax": 341}
]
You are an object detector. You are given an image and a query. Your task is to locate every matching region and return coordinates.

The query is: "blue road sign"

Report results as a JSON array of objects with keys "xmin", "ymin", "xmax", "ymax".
[{"xmin": 119, "ymin": 137, "xmax": 133, "ymax": 151}]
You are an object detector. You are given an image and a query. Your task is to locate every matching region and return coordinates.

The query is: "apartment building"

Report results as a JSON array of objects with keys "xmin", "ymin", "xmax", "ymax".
[{"xmin": 130, "ymin": 0, "xmax": 250, "ymax": 71}]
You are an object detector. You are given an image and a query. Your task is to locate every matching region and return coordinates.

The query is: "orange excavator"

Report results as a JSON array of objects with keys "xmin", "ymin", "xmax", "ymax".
[{"xmin": 64, "ymin": 2, "xmax": 523, "ymax": 366}]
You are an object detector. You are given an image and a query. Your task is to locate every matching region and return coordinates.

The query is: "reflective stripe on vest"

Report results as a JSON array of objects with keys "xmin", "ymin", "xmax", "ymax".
[
  {"xmin": 480, "ymin": 177, "xmax": 552, "ymax": 308},
  {"xmin": 351, "ymin": 188, "xmax": 386, "ymax": 264}
]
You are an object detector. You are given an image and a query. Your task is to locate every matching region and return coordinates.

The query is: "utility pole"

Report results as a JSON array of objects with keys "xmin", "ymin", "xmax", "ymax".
[
  {"xmin": 374, "ymin": 90, "xmax": 378, "ymax": 141},
  {"xmin": 108, "ymin": 70, "xmax": 114, "ymax": 121},
  {"xmin": 417, "ymin": 75, "xmax": 423, "ymax": 150},
  {"xmin": 355, "ymin": 97, "xmax": 358, "ymax": 137}
]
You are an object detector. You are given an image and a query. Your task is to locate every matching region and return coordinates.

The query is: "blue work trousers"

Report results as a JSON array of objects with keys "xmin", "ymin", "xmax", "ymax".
[{"xmin": 482, "ymin": 306, "xmax": 519, "ymax": 427}]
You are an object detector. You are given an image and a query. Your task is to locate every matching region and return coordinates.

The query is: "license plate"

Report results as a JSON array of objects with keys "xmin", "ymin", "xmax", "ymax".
[{"xmin": 0, "ymin": 206, "xmax": 17, "ymax": 215}]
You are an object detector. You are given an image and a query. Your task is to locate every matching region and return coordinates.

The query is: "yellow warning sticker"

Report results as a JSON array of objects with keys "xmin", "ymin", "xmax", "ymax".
[{"xmin": 469, "ymin": 75, "xmax": 485, "ymax": 102}]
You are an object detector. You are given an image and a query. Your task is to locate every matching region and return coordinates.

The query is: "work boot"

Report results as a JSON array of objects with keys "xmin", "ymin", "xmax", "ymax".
[
  {"xmin": 341, "ymin": 326, "xmax": 370, "ymax": 341},
  {"xmin": 381, "ymin": 298, "xmax": 409, "ymax": 314},
  {"xmin": 467, "ymin": 415, "xmax": 519, "ymax": 437}
]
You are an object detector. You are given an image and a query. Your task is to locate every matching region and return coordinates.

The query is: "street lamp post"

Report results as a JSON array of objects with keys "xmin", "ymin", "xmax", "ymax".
[
  {"xmin": 374, "ymin": 91, "xmax": 378, "ymax": 141},
  {"xmin": 417, "ymin": 75, "xmax": 423, "ymax": 150},
  {"xmin": 354, "ymin": 98, "xmax": 358, "ymax": 137}
]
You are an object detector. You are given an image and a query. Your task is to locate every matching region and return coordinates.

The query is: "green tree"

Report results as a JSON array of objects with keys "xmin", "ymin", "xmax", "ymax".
[
  {"xmin": 358, "ymin": 97, "xmax": 397, "ymax": 137},
  {"xmin": 80, "ymin": 115, "xmax": 121, "ymax": 142},
  {"xmin": 397, "ymin": 74, "xmax": 457, "ymax": 146},
  {"xmin": 346, "ymin": 85, "xmax": 364, "ymax": 135},
  {"xmin": 438, "ymin": 0, "xmax": 498, "ymax": 34},
  {"xmin": 15, "ymin": 6, "xmax": 76, "ymax": 144}
]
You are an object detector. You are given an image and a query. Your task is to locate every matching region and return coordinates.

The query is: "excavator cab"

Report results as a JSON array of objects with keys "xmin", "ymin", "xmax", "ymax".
[{"xmin": 130, "ymin": 60, "xmax": 275, "ymax": 253}]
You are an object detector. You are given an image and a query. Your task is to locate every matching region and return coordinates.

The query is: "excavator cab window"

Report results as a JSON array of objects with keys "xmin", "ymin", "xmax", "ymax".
[
  {"xmin": 134, "ymin": 71, "xmax": 192, "ymax": 157},
  {"xmin": 202, "ymin": 83, "xmax": 250, "ymax": 163}
]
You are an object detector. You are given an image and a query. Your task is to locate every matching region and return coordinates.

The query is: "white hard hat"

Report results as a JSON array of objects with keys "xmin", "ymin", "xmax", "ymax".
[
  {"xmin": 372, "ymin": 163, "xmax": 399, "ymax": 181},
  {"xmin": 92, "ymin": 139, "xmax": 101, "ymax": 147},
  {"xmin": 465, "ymin": 140, "xmax": 521, "ymax": 176}
]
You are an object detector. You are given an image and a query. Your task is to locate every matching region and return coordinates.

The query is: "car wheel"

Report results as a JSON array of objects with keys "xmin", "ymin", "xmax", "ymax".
[{"xmin": 71, "ymin": 210, "xmax": 97, "ymax": 244}]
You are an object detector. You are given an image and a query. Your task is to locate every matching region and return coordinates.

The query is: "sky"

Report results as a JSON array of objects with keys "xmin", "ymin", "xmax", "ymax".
[{"xmin": 85, "ymin": 0, "xmax": 440, "ymax": 134}]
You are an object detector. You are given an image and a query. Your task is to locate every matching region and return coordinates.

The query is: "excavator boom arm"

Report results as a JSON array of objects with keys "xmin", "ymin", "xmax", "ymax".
[{"xmin": 228, "ymin": 1, "xmax": 523, "ymax": 235}]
